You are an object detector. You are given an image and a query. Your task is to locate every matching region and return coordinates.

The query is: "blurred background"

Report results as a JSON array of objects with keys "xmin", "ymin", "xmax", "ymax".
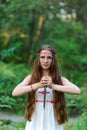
[{"xmin": 0, "ymin": 0, "xmax": 87, "ymax": 129}]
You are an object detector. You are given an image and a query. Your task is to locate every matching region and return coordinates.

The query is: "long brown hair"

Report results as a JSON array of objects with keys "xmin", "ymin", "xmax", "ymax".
[{"xmin": 25, "ymin": 45, "xmax": 68, "ymax": 124}]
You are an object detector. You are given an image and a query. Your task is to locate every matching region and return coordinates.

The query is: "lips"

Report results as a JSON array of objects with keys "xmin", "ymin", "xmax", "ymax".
[{"xmin": 42, "ymin": 64, "xmax": 49, "ymax": 67}]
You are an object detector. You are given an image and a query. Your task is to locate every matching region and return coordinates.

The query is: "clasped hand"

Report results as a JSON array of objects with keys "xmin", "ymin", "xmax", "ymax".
[{"xmin": 40, "ymin": 76, "xmax": 53, "ymax": 88}]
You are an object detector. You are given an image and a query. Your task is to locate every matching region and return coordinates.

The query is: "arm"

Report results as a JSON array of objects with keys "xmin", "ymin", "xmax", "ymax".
[
  {"xmin": 12, "ymin": 75, "xmax": 39, "ymax": 96},
  {"xmin": 12, "ymin": 75, "xmax": 48, "ymax": 97},
  {"xmin": 52, "ymin": 77, "xmax": 81, "ymax": 95}
]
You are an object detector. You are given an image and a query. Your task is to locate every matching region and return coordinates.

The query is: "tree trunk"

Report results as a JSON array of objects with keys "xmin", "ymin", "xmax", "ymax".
[
  {"xmin": 28, "ymin": 15, "xmax": 46, "ymax": 65},
  {"xmin": 76, "ymin": 11, "xmax": 87, "ymax": 28}
]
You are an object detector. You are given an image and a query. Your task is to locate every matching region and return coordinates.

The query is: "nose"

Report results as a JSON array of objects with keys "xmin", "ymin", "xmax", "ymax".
[{"xmin": 44, "ymin": 58, "xmax": 48, "ymax": 62}]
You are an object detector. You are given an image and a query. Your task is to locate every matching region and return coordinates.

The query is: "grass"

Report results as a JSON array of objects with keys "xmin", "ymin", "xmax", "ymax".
[{"xmin": 0, "ymin": 112, "xmax": 87, "ymax": 130}]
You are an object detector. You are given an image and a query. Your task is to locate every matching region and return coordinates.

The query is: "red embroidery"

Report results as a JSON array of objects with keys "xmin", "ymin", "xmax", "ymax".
[
  {"xmin": 39, "ymin": 52, "xmax": 52, "ymax": 55},
  {"xmin": 38, "ymin": 91, "xmax": 50, "ymax": 94},
  {"xmin": 36, "ymin": 99, "xmax": 54, "ymax": 103}
]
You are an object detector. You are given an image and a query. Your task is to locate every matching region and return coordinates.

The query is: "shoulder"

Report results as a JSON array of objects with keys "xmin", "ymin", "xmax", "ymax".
[
  {"xmin": 24, "ymin": 74, "xmax": 32, "ymax": 80},
  {"xmin": 21, "ymin": 74, "xmax": 32, "ymax": 84},
  {"xmin": 61, "ymin": 76, "xmax": 71, "ymax": 85},
  {"xmin": 61, "ymin": 76, "xmax": 68, "ymax": 82}
]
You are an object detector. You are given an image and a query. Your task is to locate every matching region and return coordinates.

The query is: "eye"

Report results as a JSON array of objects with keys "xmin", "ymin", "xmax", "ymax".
[
  {"xmin": 40, "ymin": 56, "xmax": 45, "ymax": 59},
  {"xmin": 47, "ymin": 56, "xmax": 53, "ymax": 59}
]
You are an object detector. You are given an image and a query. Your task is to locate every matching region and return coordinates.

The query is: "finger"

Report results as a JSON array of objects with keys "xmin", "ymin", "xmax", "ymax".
[{"xmin": 41, "ymin": 80, "xmax": 47, "ymax": 84}]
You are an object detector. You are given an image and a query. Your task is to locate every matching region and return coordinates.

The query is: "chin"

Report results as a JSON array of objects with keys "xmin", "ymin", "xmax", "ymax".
[{"xmin": 43, "ymin": 67, "xmax": 50, "ymax": 70}]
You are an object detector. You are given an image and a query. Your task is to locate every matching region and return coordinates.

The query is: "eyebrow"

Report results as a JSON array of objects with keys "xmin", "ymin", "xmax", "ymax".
[{"xmin": 40, "ymin": 55, "xmax": 53, "ymax": 57}]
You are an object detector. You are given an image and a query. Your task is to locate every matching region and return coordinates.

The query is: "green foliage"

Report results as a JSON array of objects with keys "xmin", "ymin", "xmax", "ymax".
[
  {"xmin": 1, "ymin": 112, "xmax": 87, "ymax": 130},
  {"xmin": 0, "ymin": 0, "xmax": 59, "ymax": 32},
  {"xmin": 0, "ymin": 44, "xmax": 22, "ymax": 62},
  {"xmin": 0, "ymin": 1, "xmax": 87, "ymax": 82},
  {"xmin": 0, "ymin": 96, "xmax": 16, "ymax": 110},
  {"xmin": 0, "ymin": 60, "xmax": 86, "ymax": 115},
  {"xmin": 0, "ymin": 0, "xmax": 87, "ymax": 117},
  {"xmin": 2, "ymin": 121, "xmax": 25, "ymax": 130},
  {"xmin": 64, "ymin": 112, "xmax": 87, "ymax": 130},
  {"xmin": 0, "ymin": 61, "xmax": 29, "ymax": 113},
  {"xmin": 0, "ymin": 33, "xmax": 31, "ymax": 63},
  {"xmin": 13, "ymin": 121, "xmax": 25, "ymax": 129},
  {"xmin": 0, "ymin": 120, "xmax": 25, "ymax": 130},
  {"xmin": 66, "ymin": 87, "xmax": 87, "ymax": 115},
  {"xmin": 44, "ymin": 20, "xmax": 87, "ymax": 85}
]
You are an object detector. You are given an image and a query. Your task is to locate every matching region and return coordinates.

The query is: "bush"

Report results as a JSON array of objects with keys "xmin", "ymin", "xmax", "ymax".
[
  {"xmin": 64, "ymin": 112, "xmax": 87, "ymax": 130},
  {"xmin": 66, "ymin": 87, "xmax": 87, "ymax": 116},
  {"xmin": 0, "ymin": 61, "xmax": 30, "ymax": 113}
]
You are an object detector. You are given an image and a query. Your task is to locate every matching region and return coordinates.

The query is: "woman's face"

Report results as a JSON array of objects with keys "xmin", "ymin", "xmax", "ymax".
[{"xmin": 39, "ymin": 50, "xmax": 53, "ymax": 70}]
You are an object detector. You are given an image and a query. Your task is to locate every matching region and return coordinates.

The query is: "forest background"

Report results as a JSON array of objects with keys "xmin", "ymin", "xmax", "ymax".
[{"xmin": 0, "ymin": 0, "xmax": 87, "ymax": 130}]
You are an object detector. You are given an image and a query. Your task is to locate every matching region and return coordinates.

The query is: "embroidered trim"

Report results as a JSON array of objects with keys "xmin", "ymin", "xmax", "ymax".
[
  {"xmin": 36, "ymin": 99, "xmax": 54, "ymax": 103},
  {"xmin": 38, "ymin": 91, "xmax": 50, "ymax": 94}
]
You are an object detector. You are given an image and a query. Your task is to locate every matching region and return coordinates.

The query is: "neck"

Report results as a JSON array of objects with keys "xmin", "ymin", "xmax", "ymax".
[{"xmin": 42, "ymin": 70, "xmax": 50, "ymax": 76}]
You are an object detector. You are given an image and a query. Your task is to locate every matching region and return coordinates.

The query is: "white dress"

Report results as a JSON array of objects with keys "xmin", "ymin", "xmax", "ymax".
[{"xmin": 25, "ymin": 87, "xmax": 63, "ymax": 130}]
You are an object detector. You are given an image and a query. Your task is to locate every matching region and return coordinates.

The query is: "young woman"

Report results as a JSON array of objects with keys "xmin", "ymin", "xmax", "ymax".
[{"xmin": 12, "ymin": 45, "xmax": 81, "ymax": 130}]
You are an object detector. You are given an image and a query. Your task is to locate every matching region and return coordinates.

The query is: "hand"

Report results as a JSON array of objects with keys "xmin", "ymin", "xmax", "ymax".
[{"xmin": 40, "ymin": 76, "xmax": 53, "ymax": 88}]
